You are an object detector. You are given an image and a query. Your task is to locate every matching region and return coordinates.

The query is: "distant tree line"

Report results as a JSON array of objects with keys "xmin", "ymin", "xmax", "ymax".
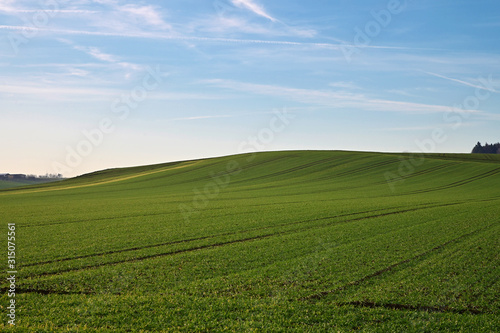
[
  {"xmin": 0, "ymin": 173, "xmax": 64, "ymax": 181},
  {"xmin": 471, "ymin": 142, "xmax": 500, "ymax": 154}
]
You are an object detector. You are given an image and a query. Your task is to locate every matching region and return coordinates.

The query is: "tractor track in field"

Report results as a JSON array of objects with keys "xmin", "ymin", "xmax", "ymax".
[
  {"xmin": 14, "ymin": 222, "xmax": 498, "ymax": 300},
  {"xmin": 19, "ymin": 197, "xmax": 392, "ymax": 229},
  {"xmin": 378, "ymin": 163, "xmax": 455, "ymax": 185},
  {"xmin": 335, "ymin": 301, "xmax": 486, "ymax": 315},
  {"xmin": 18, "ymin": 201, "xmax": 468, "ymax": 280},
  {"xmin": 467, "ymin": 278, "xmax": 500, "ymax": 306},
  {"xmin": 403, "ymin": 167, "xmax": 500, "ymax": 195},
  {"xmin": 14, "ymin": 288, "xmax": 92, "ymax": 295},
  {"xmin": 250, "ymin": 161, "xmax": 458, "ymax": 196},
  {"xmin": 10, "ymin": 215, "xmax": 450, "ymax": 296},
  {"xmin": 230, "ymin": 155, "xmax": 358, "ymax": 185},
  {"xmin": 23, "ymin": 211, "xmax": 181, "ymax": 228},
  {"xmin": 22, "ymin": 196, "xmax": 336, "ymax": 229},
  {"xmin": 30, "ymin": 193, "xmax": 498, "ymax": 230},
  {"xmin": 14, "ymin": 233, "xmax": 276, "ymax": 281},
  {"xmin": 331, "ymin": 158, "xmax": 400, "ymax": 178},
  {"xmin": 303, "ymin": 157, "xmax": 400, "ymax": 184},
  {"xmin": 22, "ymin": 201, "xmax": 464, "ymax": 268},
  {"xmin": 301, "ymin": 222, "xmax": 498, "ymax": 302}
]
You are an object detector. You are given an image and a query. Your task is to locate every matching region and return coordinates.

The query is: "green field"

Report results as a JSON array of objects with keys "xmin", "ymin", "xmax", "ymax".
[
  {"xmin": 0, "ymin": 179, "xmax": 62, "ymax": 190},
  {"xmin": 1, "ymin": 151, "xmax": 499, "ymax": 332}
]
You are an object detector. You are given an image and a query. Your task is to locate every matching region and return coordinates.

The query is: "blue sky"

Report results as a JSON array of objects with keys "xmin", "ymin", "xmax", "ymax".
[{"xmin": 1, "ymin": 0, "xmax": 499, "ymax": 177}]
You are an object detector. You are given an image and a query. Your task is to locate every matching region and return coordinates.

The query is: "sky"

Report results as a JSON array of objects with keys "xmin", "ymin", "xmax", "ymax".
[{"xmin": 1, "ymin": 0, "xmax": 499, "ymax": 177}]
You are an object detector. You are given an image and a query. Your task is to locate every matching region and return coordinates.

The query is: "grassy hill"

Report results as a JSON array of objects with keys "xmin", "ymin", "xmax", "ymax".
[{"xmin": 1, "ymin": 151, "xmax": 499, "ymax": 332}]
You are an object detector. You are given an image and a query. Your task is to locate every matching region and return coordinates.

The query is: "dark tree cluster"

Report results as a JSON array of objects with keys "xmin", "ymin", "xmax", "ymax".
[
  {"xmin": 471, "ymin": 142, "xmax": 500, "ymax": 154},
  {"xmin": 0, "ymin": 173, "xmax": 64, "ymax": 181}
]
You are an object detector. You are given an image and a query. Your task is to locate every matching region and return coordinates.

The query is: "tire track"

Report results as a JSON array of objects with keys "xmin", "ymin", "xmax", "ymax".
[
  {"xmin": 21, "ymin": 206, "xmax": 405, "ymax": 268},
  {"xmin": 22, "ymin": 201, "xmax": 461, "ymax": 268},
  {"xmin": 21, "ymin": 192, "xmax": 386, "ymax": 229},
  {"xmin": 292, "ymin": 156, "xmax": 374, "ymax": 185},
  {"xmin": 301, "ymin": 222, "xmax": 497, "ymax": 301},
  {"xmin": 11, "ymin": 288, "xmax": 92, "ymax": 295},
  {"xmin": 405, "ymin": 167, "xmax": 500, "ymax": 195},
  {"xmin": 22, "ymin": 210, "xmax": 182, "ymax": 228},
  {"xmin": 421, "ymin": 154, "xmax": 500, "ymax": 164},
  {"xmin": 231, "ymin": 155, "xmax": 358, "ymax": 185},
  {"xmin": 377, "ymin": 163, "xmax": 455, "ymax": 185},
  {"xmin": 335, "ymin": 301, "xmax": 485, "ymax": 315},
  {"xmin": 22, "ymin": 233, "xmax": 276, "ymax": 279},
  {"xmin": 302, "ymin": 157, "xmax": 398, "ymax": 183},
  {"xmin": 332, "ymin": 158, "xmax": 400, "ymax": 178},
  {"xmin": 13, "ymin": 214, "xmax": 445, "ymax": 296},
  {"xmin": 21, "ymin": 201, "xmax": 467, "ymax": 278}
]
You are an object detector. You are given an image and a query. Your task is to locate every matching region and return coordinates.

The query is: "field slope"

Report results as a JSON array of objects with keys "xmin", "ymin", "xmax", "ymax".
[
  {"xmin": 0, "ymin": 178, "xmax": 63, "ymax": 190},
  {"xmin": 1, "ymin": 150, "xmax": 499, "ymax": 332}
]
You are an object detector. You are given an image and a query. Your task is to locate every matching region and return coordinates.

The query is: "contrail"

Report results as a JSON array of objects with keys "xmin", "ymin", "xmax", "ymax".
[
  {"xmin": 0, "ymin": 24, "xmax": 425, "ymax": 51},
  {"xmin": 423, "ymin": 71, "xmax": 499, "ymax": 93}
]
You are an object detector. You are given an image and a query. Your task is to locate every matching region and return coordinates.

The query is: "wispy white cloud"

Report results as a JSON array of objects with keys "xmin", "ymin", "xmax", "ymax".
[
  {"xmin": 377, "ymin": 125, "xmax": 442, "ymax": 132},
  {"xmin": 0, "ymin": 1, "xmax": 172, "ymax": 36},
  {"xmin": 88, "ymin": 3, "xmax": 171, "ymax": 34},
  {"xmin": 0, "ymin": 8, "xmax": 96, "ymax": 14},
  {"xmin": 0, "ymin": 82, "xmax": 119, "ymax": 102},
  {"xmin": 423, "ymin": 71, "xmax": 500, "ymax": 93},
  {"xmin": 116, "ymin": 4, "xmax": 171, "ymax": 30},
  {"xmin": 376, "ymin": 122, "xmax": 478, "ymax": 132},
  {"xmin": 148, "ymin": 91, "xmax": 224, "ymax": 101},
  {"xmin": 282, "ymin": 25, "xmax": 317, "ymax": 38},
  {"xmin": 329, "ymin": 81, "xmax": 361, "ymax": 90},
  {"xmin": 386, "ymin": 89, "xmax": 419, "ymax": 98},
  {"xmin": 0, "ymin": 24, "xmax": 417, "ymax": 53},
  {"xmin": 91, "ymin": 0, "xmax": 119, "ymax": 5},
  {"xmin": 0, "ymin": 24, "xmax": 164, "ymax": 38},
  {"xmin": 202, "ymin": 79, "xmax": 482, "ymax": 114},
  {"xmin": 231, "ymin": 0, "xmax": 277, "ymax": 22},
  {"xmin": 202, "ymin": 78, "xmax": 363, "ymax": 103},
  {"xmin": 478, "ymin": 113, "xmax": 500, "ymax": 121},
  {"xmin": 166, "ymin": 109, "xmax": 281, "ymax": 121},
  {"xmin": 0, "ymin": 0, "xmax": 96, "ymax": 16},
  {"xmin": 168, "ymin": 115, "xmax": 234, "ymax": 121},
  {"xmin": 66, "ymin": 42, "xmax": 143, "ymax": 75},
  {"xmin": 210, "ymin": 0, "xmax": 317, "ymax": 38},
  {"xmin": 66, "ymin": 68, "xmax": 90, "ymax": 77},
  {"xmin": 74, "ymin": 45, "xmax": 118, "ymax": 63},
  {"xmin": 0, "ymin": 80, "xmax": 221, "ymax": 103},
  {"xmin": 190, "ymin": 16, "xmax": 273, "ymax": 35},
  {"xmin": 188, "ymin": 14, "xmax": 316, "ymax": 39}
]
